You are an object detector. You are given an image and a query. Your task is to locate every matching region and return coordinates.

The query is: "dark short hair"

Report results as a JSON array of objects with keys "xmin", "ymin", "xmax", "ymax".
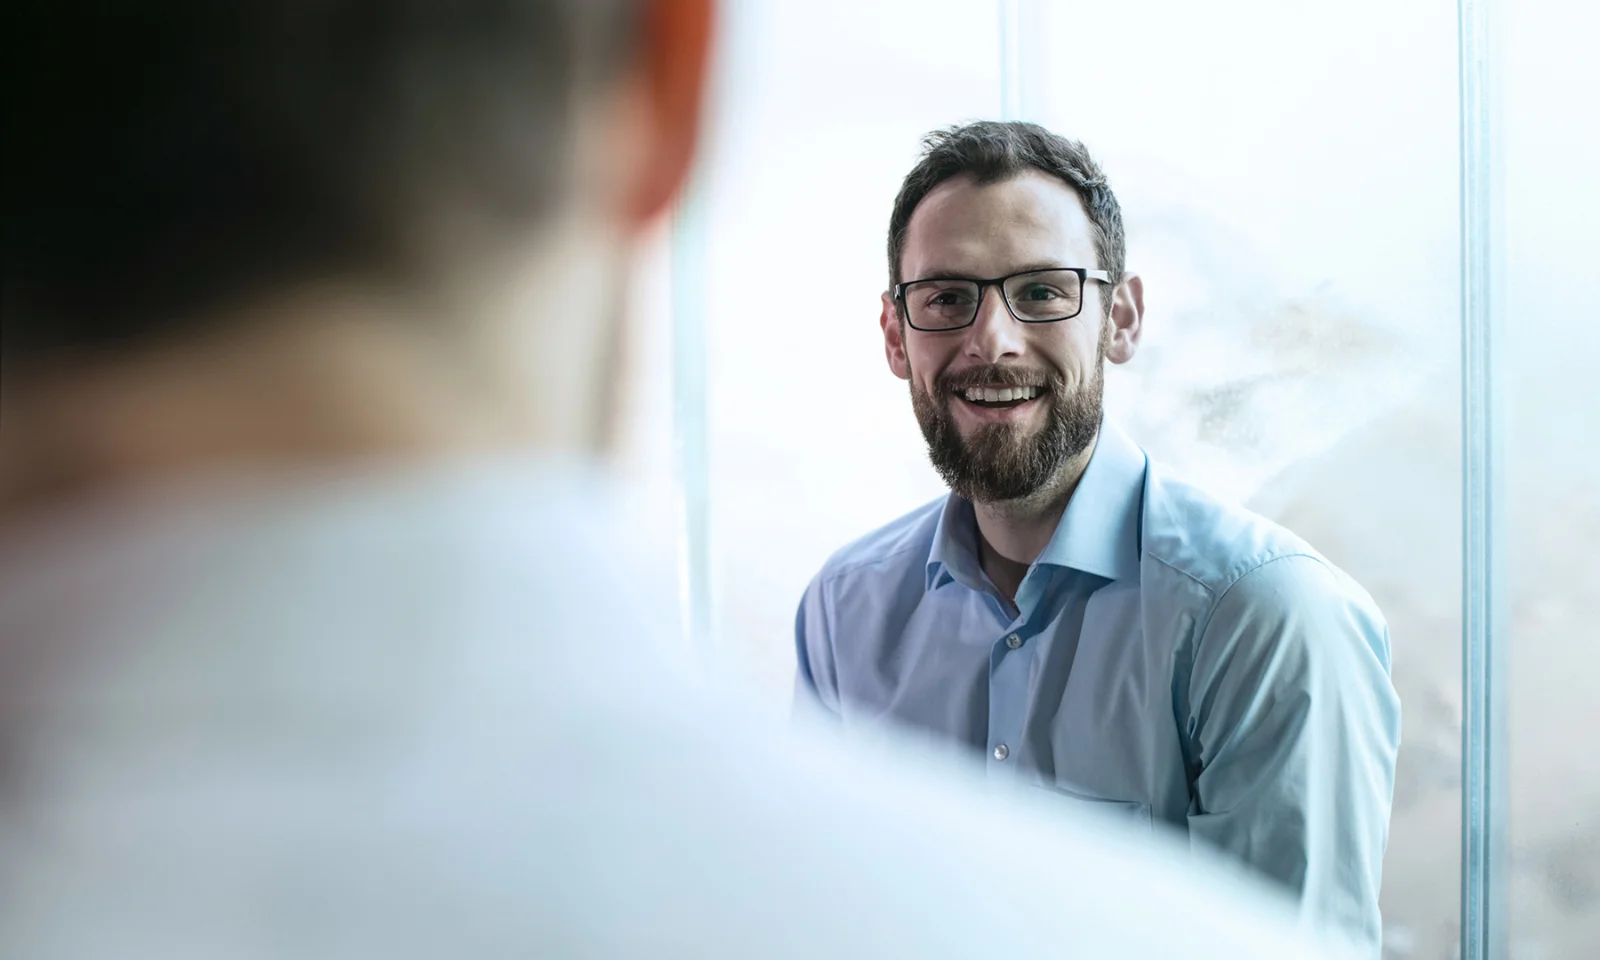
[
  {"xmin": 1, "ymin": 1, "xmax": 637, "ymax": 361},
  {"xmin": 886, "ymin": 121, "xmax": 1126, "ymax": 299}
]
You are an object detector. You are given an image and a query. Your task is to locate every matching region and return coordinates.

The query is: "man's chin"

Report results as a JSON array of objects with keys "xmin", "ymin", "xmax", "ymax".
[{"xmin": 952, "ymin": 416, "xmax": 1043, "ymax": 449}]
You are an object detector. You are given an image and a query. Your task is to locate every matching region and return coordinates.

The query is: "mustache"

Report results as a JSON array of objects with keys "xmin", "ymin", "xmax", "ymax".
[{"xmin": 935, "ymin": 364, "xmax": 1062, "ymax": 394}]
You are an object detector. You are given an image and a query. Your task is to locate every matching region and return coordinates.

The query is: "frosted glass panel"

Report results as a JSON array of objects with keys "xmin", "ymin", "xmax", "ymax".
[
  {"xmin": 686, "ymin": 2, "xmax": 1478, "ymax": 956},
  {"xmin": 1027, "ymin": 3, "xmax": 1463, "ymax": 955},
  {"xmin": 1504, "ymin": 1, "xmax": 1600, "ymax": 955}
]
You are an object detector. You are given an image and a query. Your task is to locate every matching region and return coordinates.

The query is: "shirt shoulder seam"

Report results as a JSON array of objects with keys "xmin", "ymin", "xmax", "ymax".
[
  {"xmin": 818, "ymin": 541, "xmax": 931, "ymax": 584},
  {"xmin": 1193, "ymin": 551, "xmax": 1330, "ymax": 640}
]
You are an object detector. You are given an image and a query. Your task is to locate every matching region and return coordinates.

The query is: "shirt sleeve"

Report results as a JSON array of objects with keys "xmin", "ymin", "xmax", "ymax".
[
  {"xmin": 793, "ymin": 574, "xmax": 842, "ymax": 720},
  {"xmin": 1183, "ymin": 554, "xmax": 1400, "ymax": 956}
]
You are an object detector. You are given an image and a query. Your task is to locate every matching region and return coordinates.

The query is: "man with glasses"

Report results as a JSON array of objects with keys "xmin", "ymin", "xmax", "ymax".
[{"xmin": 795, "ymin": 121, "xmax": 1402, "ymax": 954}]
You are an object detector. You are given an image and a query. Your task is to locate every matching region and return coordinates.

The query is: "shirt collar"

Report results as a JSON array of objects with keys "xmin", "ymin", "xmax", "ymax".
[
  {"xmin": 924, "ymin": 418, "xmax": 1146, "ymax": 591},
  {"xmin": 1034, "ymin": 418, "xmax": 1146, "ymax": 581},
  {"xmin": 926, "ymin": 494, "xmax": 981, "ymax": 591}
]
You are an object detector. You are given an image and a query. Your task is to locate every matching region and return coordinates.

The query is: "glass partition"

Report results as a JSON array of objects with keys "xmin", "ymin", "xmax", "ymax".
[
  {"xmin": 649, "ymin": 1, "xmax": 1599, "ymax": 955},
  {"xmin": 1503, "ymin": 0, "xmax": 1600, "ymax": 955}
]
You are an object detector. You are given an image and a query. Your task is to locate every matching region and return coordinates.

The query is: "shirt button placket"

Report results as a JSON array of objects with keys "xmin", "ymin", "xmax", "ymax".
[{"xmin": 989, "ymin": 629, "xmax": 1025, "ymax": 770}]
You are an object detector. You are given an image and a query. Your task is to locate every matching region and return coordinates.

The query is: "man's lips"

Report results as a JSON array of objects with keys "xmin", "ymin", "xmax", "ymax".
[
  {"xmin": 952, "ymin": 383, "xmax": 1046, "ymax": 407},
  {"xmin": 949, "ymin": 387, "xmax": 1047, "ymax": 421}
]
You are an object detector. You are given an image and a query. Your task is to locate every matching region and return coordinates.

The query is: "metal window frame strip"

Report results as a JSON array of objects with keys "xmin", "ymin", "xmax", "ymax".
[{"xmin": 1457, "ymin": 0, "xmax": 1509, "ymax": 956}]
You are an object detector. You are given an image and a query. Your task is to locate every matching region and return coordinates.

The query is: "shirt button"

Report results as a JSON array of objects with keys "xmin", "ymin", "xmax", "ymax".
[
  {"xmin": 1006, "ymin": 633, "xmax": 1023, "ymax": 649},
  {"xmin": 993, "ymin": 743, "xmax": 1010, "ymax": 761}
]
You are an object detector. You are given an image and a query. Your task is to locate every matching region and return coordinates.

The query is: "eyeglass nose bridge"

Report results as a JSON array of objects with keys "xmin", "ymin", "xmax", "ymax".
[
  {"xmin": 965, "ymin": 278, "xmax": 1023, "ymax": 327},
  {"xmin": 973, "ymin": 278, "xmax": 1026, "ymax": 325}
]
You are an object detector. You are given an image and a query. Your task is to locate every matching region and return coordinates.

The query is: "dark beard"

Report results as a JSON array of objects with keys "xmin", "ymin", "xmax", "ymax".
[{"xmin": 911, "ymin": 359, "xmax": 1104, "ymax": 504}]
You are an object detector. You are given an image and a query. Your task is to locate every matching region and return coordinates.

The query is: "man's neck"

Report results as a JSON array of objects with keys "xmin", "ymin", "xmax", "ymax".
[
  {"xmin": 971, "ymin": 431, "xmax": 1100, "ymax": 602},
  {"xmin": 0, "ymin": 281, "xmax": 609, "ymax": 527}
]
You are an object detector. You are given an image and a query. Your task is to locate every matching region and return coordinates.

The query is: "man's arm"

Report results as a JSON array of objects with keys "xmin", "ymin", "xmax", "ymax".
[
  {"xmin": 1183, "ymin": 554, "xmax": 1400, "ymax": 954},
  {"xmin": 793, "ymin": 575, "xmax": 842, "ymax": 719}
]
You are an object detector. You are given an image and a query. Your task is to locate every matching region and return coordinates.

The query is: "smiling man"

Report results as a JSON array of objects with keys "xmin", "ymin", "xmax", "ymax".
[{"xmin": 794, "ymin": 121, "xmax": 1403, "ymax": 954}]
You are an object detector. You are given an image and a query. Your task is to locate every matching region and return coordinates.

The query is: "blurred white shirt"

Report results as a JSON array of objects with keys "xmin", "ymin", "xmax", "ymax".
[{"xmin": 0, "ymin": 460, "xmax": 1353, "ymax": 959}]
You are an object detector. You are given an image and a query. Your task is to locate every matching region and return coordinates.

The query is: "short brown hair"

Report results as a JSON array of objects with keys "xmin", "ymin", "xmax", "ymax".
[
  {"xmin": 2, "ymin": 0, "xmax": 638, "ymax": 361},
  {"xmin": 886, "ymin": 121, "xmax": 1126, "ymax": 298}
]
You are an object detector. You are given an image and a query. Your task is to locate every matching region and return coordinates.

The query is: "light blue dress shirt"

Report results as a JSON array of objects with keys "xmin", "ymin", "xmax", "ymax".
[{"xmin": 795, "ymin": 420, "xmax": 1401, "ymax": 954}]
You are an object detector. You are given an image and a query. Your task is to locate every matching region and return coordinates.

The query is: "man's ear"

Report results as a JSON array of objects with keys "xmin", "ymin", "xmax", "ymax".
[
  {"xmin": 1105, "ymin": 273, "xmax": 1144, "ymax": 365},
  {"xmin": 623, "ymin": 0, "xmax": 715, "ymax": 225},
  {"xmin": 881, "ymin": 291, "xmax": 911, "ymax": 380}
]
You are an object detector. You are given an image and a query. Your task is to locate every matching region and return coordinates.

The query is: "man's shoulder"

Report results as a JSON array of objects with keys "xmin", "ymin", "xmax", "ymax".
[
  {"xmin": 1141, "ymin": 465, "xmax": 1362, "ymax": 607},
  {"xmin": 811, "ymin": 495, "xmax": 947, "ymax": 588}
]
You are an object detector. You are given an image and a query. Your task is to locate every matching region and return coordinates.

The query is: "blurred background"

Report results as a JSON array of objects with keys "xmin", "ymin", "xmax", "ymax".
[{"xmin": 616, "ymin": 2, "xmax": 1599, "ymax": 957}]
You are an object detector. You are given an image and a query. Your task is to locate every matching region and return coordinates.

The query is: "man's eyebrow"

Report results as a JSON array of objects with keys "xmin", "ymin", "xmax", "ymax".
[
  {"xmin": 906, "ymin": 261, "xmax": 1076, "ymax": 282},
  {"xmin": 1007, "ymin": 261, "xmax": 1079, "ymax": 275}
]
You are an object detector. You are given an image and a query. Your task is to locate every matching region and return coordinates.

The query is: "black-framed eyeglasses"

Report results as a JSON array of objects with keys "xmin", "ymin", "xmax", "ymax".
[{"xmin": 892, "ymin": 267, "xmax": 1113, "ymax": 332}]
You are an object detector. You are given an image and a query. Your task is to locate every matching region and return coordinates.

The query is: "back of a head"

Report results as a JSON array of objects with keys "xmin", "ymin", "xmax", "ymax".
[
  {"xmin": 1, "ymin": 0, "xmax": 712, "ymax": 519},
  {"xmin": 2, "ymin": 0, "xmax": 634, "ymax": 360}
]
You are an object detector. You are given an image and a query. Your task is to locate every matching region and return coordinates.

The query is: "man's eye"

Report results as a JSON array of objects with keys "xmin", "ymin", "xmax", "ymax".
[
  {"xmin": 930, "ymin": 291, "xmax": 971, "ymax": 306},
  {"xmin": 1020, "ymin": 285, "xmax": 1062, "ymax": 301}
]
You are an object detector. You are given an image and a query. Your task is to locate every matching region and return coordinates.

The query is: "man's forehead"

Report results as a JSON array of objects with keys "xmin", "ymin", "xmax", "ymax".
[{"xmin": 902, "ymin": 171, "xmax": 1097, "ymax": 277}]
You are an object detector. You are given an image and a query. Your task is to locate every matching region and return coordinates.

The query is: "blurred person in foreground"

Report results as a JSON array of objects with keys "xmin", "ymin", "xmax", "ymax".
[
  {"xmin": 794, "ymin": 121, "xmax": 1401, "ymax": 954},
  {"xmin": 1, "ymin": 3, "xmax": 1352, "ymax": 958}
]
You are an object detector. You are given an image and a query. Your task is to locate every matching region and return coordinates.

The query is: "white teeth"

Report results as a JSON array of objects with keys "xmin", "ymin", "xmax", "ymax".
[{"xmin": 963, "ymin": 385, "xmax": 1041, "ymax": 403}]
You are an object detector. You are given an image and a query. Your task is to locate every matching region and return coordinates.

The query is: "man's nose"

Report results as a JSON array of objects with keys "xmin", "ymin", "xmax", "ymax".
[{"xmin": 963, "ymin": 284, "xmax": 1025, "ymax": 363}]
